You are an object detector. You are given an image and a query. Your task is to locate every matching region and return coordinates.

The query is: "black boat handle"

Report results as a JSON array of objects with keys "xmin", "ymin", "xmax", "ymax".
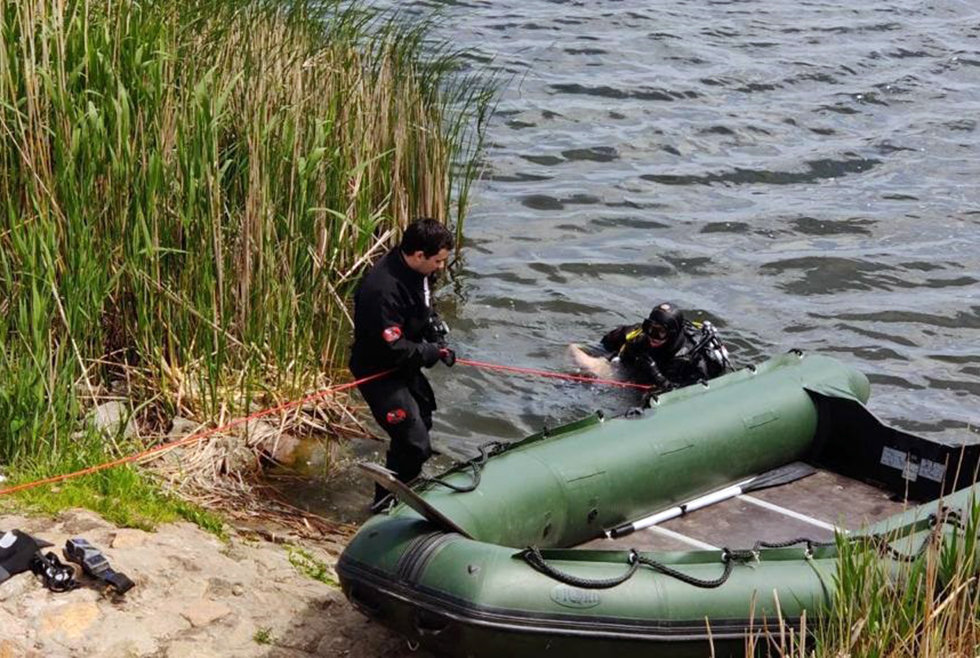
[{"xmin": 413, "ymin": 611, "xmax": 448, "ymax": 637}]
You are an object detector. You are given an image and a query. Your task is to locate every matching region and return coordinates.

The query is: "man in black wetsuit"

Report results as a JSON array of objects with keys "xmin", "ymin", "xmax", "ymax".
[
  {"xmin": 600, "ymin": 302, "xmax": 732, "ymax": 392},
  {"xmin": 349, "ymin": 218, "xmax": 456, "ymax": 511}
]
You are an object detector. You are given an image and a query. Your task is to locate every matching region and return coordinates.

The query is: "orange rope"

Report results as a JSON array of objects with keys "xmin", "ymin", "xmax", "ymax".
[
  {"xmin": 0, "ymin": 355, "xmax": 648, "ymax": 497},
  {"xmin": 457, "ymin": 357, "xmax": 652, "ymax": 391},
  {"xmin": 0, "ymin": 369, "xmax": 392, "ymax": 497}
]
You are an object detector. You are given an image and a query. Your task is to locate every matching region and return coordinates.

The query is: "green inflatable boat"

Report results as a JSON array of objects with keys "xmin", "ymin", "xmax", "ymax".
[{"xmin": 338, "ymin": 352, "xmax": 980, "ymax": 657}]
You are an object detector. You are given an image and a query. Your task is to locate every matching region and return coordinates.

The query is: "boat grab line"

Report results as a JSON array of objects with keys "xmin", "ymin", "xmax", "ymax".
[
  {"xmin": 643, "ymin": 525, "xmax": 719, "ymax": 551},
  {"xmin": 738, "ymin": 495, "xmax": 842, "ymax": 533}
]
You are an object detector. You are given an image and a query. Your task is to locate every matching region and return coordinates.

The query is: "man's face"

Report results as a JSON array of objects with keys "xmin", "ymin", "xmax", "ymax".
[
  {"xmin": 646, "ymin": 322, "xmax": 668, "ymax": 348},
  {"xmin": 405, "ymin": 248, "xmax": 451, "ymax": 276}
]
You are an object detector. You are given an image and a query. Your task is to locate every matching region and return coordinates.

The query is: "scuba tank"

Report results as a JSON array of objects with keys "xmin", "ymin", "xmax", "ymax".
[{"xmin": 700, "ymin": 321, "xmax": 733, "ymax": 371}]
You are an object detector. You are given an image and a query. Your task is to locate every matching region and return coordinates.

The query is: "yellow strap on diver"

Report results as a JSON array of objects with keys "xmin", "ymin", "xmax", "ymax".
[{"xmin": 620, "ymin": 327, "xmax": 644, "ymax": 357}]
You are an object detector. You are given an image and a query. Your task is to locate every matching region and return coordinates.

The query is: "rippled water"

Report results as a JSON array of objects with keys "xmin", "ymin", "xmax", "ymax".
[
  {"xmin": 417, "ymin": 0, "xmax": 980, "ymax": 451},
  {"xmin": 316, "ymin": 0, "xmax": 980, "ymax": 505}
]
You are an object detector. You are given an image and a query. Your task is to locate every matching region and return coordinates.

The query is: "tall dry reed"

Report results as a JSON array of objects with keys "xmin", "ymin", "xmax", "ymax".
[
  {"xmin": 0, "ymin": 0, "xmax": 493, "ymax": 472},
  {"xmin": 752, "ymin": 501, "xmax": 980, "ymax": 657}
]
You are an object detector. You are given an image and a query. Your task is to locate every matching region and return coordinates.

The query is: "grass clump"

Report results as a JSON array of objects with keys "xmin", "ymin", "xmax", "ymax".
[
  {"xmin": 253, "ymin": 627, "xmax": 274, "ymax": 645},
  {"xmin": 756, "ymin": 498, "xmax": 980, "ymax": 657},
  {"xmin": 287, "ymin": 545, "xmax": 338, "ymax": 587},
  {"xmin": 0, "ymin": 0, "xmax": 492, "ymax": 521},
  {"xmin": 815, "ymin": 504, "xmax": 980, "ymax": 656},
  {"xmin": 8, "ymin": 457, "xmax": 225, "ymax": 536}
]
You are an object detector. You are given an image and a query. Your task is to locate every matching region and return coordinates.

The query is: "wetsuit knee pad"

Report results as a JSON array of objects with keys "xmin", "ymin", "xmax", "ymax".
[
  {"xmin": 385, "ymin": 412, "xmax": 431, "ymax": 460},
  {"xmin": 360, "ymin": 379, "xmax": 432, "ymax": 481}
]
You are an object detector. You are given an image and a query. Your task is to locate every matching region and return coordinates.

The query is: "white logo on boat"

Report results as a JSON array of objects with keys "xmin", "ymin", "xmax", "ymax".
[{"xmin": 550, "ymin": 585, "xmax": 601, "ymax": 609}]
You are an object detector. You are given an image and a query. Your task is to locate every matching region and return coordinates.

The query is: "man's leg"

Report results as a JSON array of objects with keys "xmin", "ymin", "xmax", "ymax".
[{"xmin": 359, "ymin": 379, "xmax": 432, "ymax": 507}]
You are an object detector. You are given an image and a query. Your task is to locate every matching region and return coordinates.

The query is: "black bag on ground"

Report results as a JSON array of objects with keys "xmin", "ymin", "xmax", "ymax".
[{"xmin": 0, "ymin": 529, "xmax": 51, "ymax": 583}]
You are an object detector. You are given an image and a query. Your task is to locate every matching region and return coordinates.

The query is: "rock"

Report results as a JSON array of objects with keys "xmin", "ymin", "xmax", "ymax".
[
  {"xmin": 221, "ymin": 618, "xmax": 260, "ymax": 651},
  {"xmin": 98, "ymin": 639, "xmax": 158, "ymax": 658},
  {"xmin": 167, "ymin": 416, "xmax": 200, "ymax": 440},
  {"xmin": 110, "ymin": 529, "xmax": 148, "ymax": 549},
  {"xmin": 0, "ymin": 639, "xmax": 41, "ymax": 658},
  {"xmin": 125, "ymin": 611, "xmax": 190, "ymax": 640},
  {"xmin": 247, "ymin": 420, "xmax": 301, "ymax": 466},
  {"xmin": 178, "ymin": 599, "xmax": 231, "ymax": 627},
  {"xmin": 167, "ymin": 641, "xmax": 222, "ymax": 658},
  {"xmin": 314, "ymin": 634, "xmax": 347, "ymax": 656},
  {"xmin": 37, "ymin": 601, "xmax": 101, "ymax": 641},
  {"xmin": 0, "ymin": 639, "xmax": 24, "ymax": 658},
  {"xmin": 205, "ymin": 577, "xmax": 234, "ymax": 598},
  {"xmin": 265, "ymin": 432, "xmax": 303, "ymax": 466},
  {"xmin": 59, "ymin": 508, "xmax": 112, "ymax": 535},
  {"xmin": 87, "ymin": 401, "xmax": 137, "ymax": 440},
  {"xmin": 0, "ymin": 510, "xmax": 402, "ymax": 658},
  {"xmin": 0, "ymin": 571, "xmax": 36, "ymax": 602}
]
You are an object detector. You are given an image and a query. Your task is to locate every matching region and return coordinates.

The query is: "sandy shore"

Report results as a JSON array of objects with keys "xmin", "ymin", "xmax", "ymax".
[{"xmin": 0, "ymin": 508, "xmax": 433, "ymax": 657}]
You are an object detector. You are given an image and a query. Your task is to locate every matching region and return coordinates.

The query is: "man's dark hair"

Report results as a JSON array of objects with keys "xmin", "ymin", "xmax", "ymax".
[{"xmin": 399, "ymin": 218, "xmax": 454, "ymax": 257}]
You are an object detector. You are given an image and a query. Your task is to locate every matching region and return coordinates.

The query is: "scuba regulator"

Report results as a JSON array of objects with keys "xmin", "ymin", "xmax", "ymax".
[
  {"xmin": 424, "ymin": 311, "xmax": 455, "ymax": 367},
  {"xmin": 423, "ymin": 311, "xmax": 450, "ymax": 347},
  {"xmin": 700, "ymin": 321, "xmax": 732, "ymax": 371}
]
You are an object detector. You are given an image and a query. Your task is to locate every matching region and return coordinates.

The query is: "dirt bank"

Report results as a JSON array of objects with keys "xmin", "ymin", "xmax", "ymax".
[{"xmin": 0, "ymin": 508, "xmax": 433, "ymax": 657}]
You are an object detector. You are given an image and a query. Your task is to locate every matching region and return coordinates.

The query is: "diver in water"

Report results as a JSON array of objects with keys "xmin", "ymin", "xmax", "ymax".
[{"xmin": 577, "ymin": 302, "xmax": 733, "ymax": 392}]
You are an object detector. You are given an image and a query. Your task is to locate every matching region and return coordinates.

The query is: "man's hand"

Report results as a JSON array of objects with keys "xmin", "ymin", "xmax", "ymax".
[{"xmin": 439, "ymin": 348, "xmax": 456, "ymax": 367}]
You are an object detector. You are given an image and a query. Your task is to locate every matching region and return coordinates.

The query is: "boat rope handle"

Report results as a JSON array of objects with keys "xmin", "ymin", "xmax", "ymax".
[
  {"xmin": 422, "ymin": 441, "xmax": 507, "ymax": 493},
  {"xmin": 519, "ymin": 547, "xmax": 640, "ymax": 589},
  {"xmin": 519, "ymin": 511, "xmax": 973, "ymax": 590},
  {"xmin": 519, "ymin": 546, "xmax": 755, "ymax": 590},
  {"xmin": 636, "ymin": 551, "xmax": 741, "ymax": 588}
]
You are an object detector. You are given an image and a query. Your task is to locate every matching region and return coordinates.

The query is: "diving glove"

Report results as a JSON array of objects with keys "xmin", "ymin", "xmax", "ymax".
[{"xmin": 439, "ymin": 348, "xmax": 456, "ymax": 367}]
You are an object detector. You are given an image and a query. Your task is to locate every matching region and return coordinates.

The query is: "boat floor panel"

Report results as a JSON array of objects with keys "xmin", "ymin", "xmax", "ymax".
[{"xmin": 581, "ymin": 468, "xmax": 910, "ymax": 552}]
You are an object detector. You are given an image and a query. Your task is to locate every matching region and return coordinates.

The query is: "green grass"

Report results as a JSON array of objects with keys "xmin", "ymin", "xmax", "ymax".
[
  {"xmin": 8, "ymin": 460, "xmax": 226, "ymax": 536},
  {"xmin": 755, "ymin": 500, "xmax": 980, "ymax": 657},
  {"xmin": 813, "ymin": 505, "xmax": 980, "ymax": 656},
  {"xmin": 0, "ymin": 0, "xmax": 492, "ymax": 524},
  {"xmin": 253, "ymin": 627, "xmax": 274, "ymax": 645},
  {"xmin": 287, "ymin": 544, "xmax": 338, "ymax": 587}
]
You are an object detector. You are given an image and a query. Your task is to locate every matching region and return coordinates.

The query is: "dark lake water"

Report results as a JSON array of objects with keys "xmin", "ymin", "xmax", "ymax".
[{"xmin": 299, "ymin": 0, "xmax": 980, "ymax": 515}]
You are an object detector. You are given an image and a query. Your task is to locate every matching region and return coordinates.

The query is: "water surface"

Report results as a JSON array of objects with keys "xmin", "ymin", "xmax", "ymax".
[{"xmin": 303, "ymin": 0, "xmax": 980, "ymax": 515}]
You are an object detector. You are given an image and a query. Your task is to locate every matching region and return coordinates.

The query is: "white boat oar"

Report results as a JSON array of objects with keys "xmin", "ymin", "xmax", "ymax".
[{"xmin": 605, "ymin": 462, "xmax": 816, "ymax": 539}]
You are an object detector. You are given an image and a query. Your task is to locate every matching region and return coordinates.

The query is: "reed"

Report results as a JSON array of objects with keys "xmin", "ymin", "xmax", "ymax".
[
  {"xmin": 815, "ymin": 504, "xmax": 980, "ymax": 657},
  {"xmin": 753, "ymin": 501, "xmax": 980, "ymax": 657},
  {"xmin": 0, "ymin": 0, "xmax": 492, "ymax": 486}
]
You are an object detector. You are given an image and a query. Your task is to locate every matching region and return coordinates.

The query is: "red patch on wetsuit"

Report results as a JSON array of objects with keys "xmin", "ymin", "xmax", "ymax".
[
  {"xmin": 385, "ymin": 408, "xmax": 407, "ymax": 425},
  {"xmin": 382, "ymin": 326, "xmax": 402, "ymax": 343}
]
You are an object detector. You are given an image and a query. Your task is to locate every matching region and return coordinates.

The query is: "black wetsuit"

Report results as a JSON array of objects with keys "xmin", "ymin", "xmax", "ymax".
[
  {"xmin": 601, "ymin": 321, "xmax": 730, "ymax": 390},
  {"xmin": 350, "ymin": 249, "xmax": 443, "ymax": 503}
]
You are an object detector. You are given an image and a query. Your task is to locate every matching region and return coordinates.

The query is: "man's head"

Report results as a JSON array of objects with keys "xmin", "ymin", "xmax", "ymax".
[
  {"xmin": 400, "ymin": 218, "xmax": 454, "ymax": 276},
  {"xmin": 642, "ymin": 302, "xmax": 684, "ymax": 348}
]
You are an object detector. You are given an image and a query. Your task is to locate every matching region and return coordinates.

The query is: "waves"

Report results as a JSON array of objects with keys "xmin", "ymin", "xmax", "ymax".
[{"xmin": 387, "ymin": 0, "xmax": 980, "ymax": 443}]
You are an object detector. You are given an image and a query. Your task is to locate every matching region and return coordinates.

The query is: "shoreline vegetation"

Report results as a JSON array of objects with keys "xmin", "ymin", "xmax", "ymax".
[
  {"xmin": 752, "ymin": 501, "xmax": 980, "ymax": 657},
  {"xmin": 3, "ymin": 2, "xmax": 979, "ymax": 656},
  {"xmin": 0, "ymin": 0, "xmax": 492, "ymax": 525}
]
